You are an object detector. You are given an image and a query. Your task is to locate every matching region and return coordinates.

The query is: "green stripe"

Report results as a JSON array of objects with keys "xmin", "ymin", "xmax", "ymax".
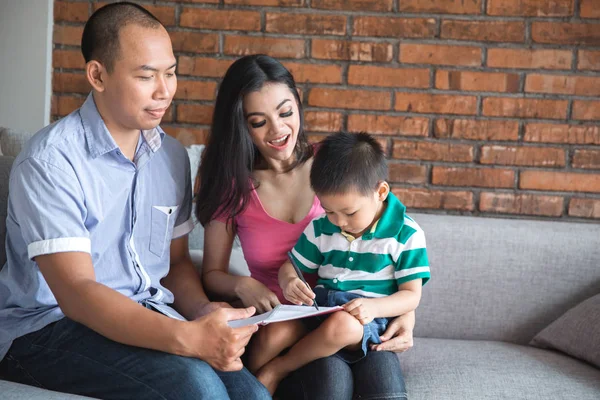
[
  {"xmin": 322, "ymin": 250, "xmax": 395, "ymax": 274},
  {"xmin": 294, "ymin": 233, "xmax": 323, "ymax": 271},
  {"xmin": 396, "ymin": 272, "xmax": 430, "ymax": 286},
  {"xmin": 398, "ymin": 248, "xmax": 429, "ymax": 270},
  {"xmin": 397, "ymin": 225, "xmax": 417, "ymax": 245},
  {"xmin": 319, "ymin": 278, "xmax": 398, "ymax": 296}
]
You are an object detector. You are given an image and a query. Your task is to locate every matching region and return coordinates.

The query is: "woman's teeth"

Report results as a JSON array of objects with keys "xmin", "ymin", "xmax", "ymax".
[{"xmin": 270, "ymin": 135, "xmax": 289, "ymax": 145}]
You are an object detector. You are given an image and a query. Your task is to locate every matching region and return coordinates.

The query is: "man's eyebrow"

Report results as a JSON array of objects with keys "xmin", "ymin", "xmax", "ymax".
[
  {"xmin": 245, "ymin": 99, "xmax": 292, "ymax": 118},
  {"xmin": 136, "ymin": 63, "xmax": 177, "ymax": 72}
]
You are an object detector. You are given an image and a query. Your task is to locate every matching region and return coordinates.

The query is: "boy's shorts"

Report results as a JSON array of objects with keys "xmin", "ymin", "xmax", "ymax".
[{"xmin": 308, "ymin": 286, "xmax": 390, "ymax": 363}]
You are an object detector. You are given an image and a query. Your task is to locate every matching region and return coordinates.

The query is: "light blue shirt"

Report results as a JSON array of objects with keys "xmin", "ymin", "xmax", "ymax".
[{"xmin": 0, "ymin": 94, "xmax": 194, "ymax": 360}]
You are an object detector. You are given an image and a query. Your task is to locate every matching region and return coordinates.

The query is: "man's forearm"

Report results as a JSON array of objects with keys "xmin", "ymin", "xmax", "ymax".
[{"xmin": 161, "ymin": 259, "xmax": 211, "ymax": 320}]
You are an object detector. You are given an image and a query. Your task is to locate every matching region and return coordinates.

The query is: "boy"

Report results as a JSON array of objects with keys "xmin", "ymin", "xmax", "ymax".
[{"xmin": 251, "ymin": 132, "xmax": 431, "ymax": 394}]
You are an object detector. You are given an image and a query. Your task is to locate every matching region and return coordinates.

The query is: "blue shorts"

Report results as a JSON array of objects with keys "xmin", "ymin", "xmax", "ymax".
[{"xmin": 309, "ymin": 286, "xmax": 390, "ymax": 363}]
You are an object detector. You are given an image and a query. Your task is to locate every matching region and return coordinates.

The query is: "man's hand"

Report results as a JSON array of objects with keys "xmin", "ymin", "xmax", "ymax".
[
  {"xmin": 370, "ymin": 311, "xmax": 415, "ymax": 352},
  {"xmin": 236, "ymin": 277, "xmax": 280, "ymax": 314},
  {"xmin": 281, "ymin": 276, "xmax": 315, "ymax": 306},
  {"xmin": 344, "ymin": 298, "xmax": 377, "ymax": 325},
  {"xmin": 188, "ymin": 306, "xmax": 258, "ymax": 371}
]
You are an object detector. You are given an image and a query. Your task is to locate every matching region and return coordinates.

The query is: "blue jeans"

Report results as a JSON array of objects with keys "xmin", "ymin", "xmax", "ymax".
[
  {"xmin": 276, "ymin": 350, "xmax": 407, "ymax": 400},
  {"xmin": 0, "ymin": 317, "xmax": 270, "ymax": 400}
]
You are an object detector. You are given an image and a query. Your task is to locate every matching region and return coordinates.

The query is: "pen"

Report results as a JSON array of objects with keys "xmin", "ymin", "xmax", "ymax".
[{"xmin": 287, "ymin": 251, "xmax": 319, "ymax": 310}]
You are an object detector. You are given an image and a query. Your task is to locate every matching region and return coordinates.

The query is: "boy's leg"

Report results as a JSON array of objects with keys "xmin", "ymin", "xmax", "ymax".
[
  {"xmin": 247, "ymin": 319, "xmax": 307, "ymax": 373},
  {"xmin": 351, "ymin": 350, "xmax": 407, "ymax": 400},
  {"xmin": 0, "ymin": 317, "xmax": 269, "ymax": 400},
  {"xmin": 257, "ymin": 310, "xmax": 363, "ymax": 394}
]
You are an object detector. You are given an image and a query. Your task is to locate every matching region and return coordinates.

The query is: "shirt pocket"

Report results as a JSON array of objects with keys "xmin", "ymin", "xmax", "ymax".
[{"xmin": 150, "ymin": 205, "xmax": 179, "ymax": 257}]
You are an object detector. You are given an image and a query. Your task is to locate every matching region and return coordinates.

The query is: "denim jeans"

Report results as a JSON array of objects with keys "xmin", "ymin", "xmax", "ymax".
[
  {"xmin": 276, "ymin": 350, "xmax": 407, "ymax": 400},
  {"xmin": 0, "ymin": 317, "xmax": 270, "ymax": 400}
]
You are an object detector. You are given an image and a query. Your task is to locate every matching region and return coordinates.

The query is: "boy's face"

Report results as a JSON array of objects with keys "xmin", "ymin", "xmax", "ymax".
[
  {"xmin": 318, "ymin": 183, "xmax": 389, "ymax": 238},
  {"xmin": 98, "ymin": 24, "xmax": 177, "ymax": 135}
]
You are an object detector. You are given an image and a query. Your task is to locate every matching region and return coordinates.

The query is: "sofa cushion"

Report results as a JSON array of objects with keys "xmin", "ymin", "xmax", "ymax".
[
  {"xmin": 0, "ymin": 127, "xmax": 34, "ymax": 157},
  {"xmin": 530, "ymin": 293, "xmax": 600, "ymax": 369},
  {"xmin": 401, "ymin": 338, "xmax": 600, "ymax": 400},
  {"xmin": 0, "ymin": 380, "xmax": 93, "ymax": 400}
]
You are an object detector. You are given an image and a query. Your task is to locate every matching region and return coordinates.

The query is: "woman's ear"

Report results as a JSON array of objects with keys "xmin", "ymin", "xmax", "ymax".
[
  {"xmin": 86, "ymin": 61, "xmax": 106, "ymax": 92},
  {"xmin": 376, "ymin": 181, "xmax": 390, "ymax": 202}
]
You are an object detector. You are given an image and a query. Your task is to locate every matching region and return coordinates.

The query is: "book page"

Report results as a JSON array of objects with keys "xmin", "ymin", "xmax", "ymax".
[{"xmin": 228, "ymin": 305, "xmax": 343, "ymax": 328}]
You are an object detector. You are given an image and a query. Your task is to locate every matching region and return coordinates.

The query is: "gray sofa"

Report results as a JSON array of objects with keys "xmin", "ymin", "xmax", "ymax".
[{"xmin": 1, "ymin": 126, "xmax": 599, "ymax": 399}]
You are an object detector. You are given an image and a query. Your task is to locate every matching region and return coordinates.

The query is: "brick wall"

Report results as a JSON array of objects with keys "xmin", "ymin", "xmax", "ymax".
[{"xmin": 52, "ymin": 0, "xmax": 600, "ymax": 220}]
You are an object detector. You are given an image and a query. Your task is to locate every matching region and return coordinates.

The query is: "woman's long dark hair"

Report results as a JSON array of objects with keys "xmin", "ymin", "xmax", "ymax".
[{"xmin": 195, "ymin": 54, "xmax": 313, "ymax": 226}]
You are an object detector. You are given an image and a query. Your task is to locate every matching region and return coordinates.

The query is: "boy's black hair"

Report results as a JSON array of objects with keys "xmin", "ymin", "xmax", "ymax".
[
  {"xmin": 81, "ymin": 2, "xmax": 163, "ymax": 73},
  {"xmin": 310, "ymin": 132, "xmax": 388, "ymax": 196}
]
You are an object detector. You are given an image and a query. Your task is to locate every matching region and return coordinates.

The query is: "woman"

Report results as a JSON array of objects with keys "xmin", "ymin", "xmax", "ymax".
[{"xmin": 196, "ymin": 54, "xmax": 414, "ymax": 399}]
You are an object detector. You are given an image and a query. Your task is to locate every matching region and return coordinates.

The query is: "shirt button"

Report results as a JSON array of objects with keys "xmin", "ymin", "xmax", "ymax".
[
  {"xmin": 333, "ymin": 278, "xmax": 338, "ymax": 283},
  {"xmin": 349, "ymin": 257, "xmax": 354, "ymax": 262}
]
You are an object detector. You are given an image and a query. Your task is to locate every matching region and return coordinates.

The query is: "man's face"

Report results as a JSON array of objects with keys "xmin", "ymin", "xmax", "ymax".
[{"xmin": 101, "ymin": 24, "xmax": 177, "ymax": 135}]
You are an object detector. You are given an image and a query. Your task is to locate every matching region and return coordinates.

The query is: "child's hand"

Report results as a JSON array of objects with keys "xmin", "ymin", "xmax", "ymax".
[
  {"xmin": 282, "ymin": 277, "xmax": 316, "ymax": 306},
  {"xmin": 344, "ymin": 298, "xmax": 377, "ymax": 325}
]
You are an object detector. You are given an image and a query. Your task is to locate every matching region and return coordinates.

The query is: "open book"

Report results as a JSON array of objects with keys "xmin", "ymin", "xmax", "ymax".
[{"xmin": 228, "ymin": 304, "xmax": 343, "ymax": 328}]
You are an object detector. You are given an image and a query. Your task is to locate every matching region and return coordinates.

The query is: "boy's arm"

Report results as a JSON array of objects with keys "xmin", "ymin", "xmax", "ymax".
[{"xmin": 278, "ymin": 261, "xmax": 316, "ymax": 306}]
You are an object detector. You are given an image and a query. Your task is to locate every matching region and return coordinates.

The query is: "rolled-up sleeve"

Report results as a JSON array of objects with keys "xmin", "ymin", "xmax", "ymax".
[{"xmin": 9, "ymin": 158, "xmax": 90, "ymax": 259}]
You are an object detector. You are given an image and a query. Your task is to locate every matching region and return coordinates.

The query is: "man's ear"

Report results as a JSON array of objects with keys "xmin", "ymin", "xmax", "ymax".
[
  {"xmin": 376, "ymin": 181, "xmax": 390, "ymax": 202},
  {"xmin": 86, "ymin": 61, "xmax": 106, "ymax": 92}
]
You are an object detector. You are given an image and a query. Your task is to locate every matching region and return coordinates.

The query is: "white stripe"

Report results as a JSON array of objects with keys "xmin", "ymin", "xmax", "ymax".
[
  {"xmin": 173, "ymin": 218, "xmax": 195, "ymax": 239},
  {"xmin": 319, "ymin": 264, "xmax": 395, "ymax": 281},
  {"xmin": 28, "ymin": 237, "xmax": 91, "ymax": 259},
  {"xmin": 317, "ymin": 232, "xmax": 352, "ymax": 253},
  {"xmin": 402, "ymin": 230, "xmax": 426, "ymax": 252},
  {"xmin": 345, "ymin": 289, "xmax": 387, "ymax": 298},
  {"xmin": 395, "ymin": 266, "xmax": 430, "ymax": 279},
  {"xmin": 291, "ymin": 248, "xmax": 319, "ymax": 270}
]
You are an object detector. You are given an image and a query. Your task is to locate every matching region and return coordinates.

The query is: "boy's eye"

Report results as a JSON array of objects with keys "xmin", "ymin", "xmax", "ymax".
[
  {"xmin": 346, "ymin": 211, "xmax": 357, "ymax": 217},
  {"xmin": 280, "ymin": 110, "xmax": 293, "ymax": 118},
  {"xmin": 250, "ymin": 120, "xmax": 266, "ymax": 128}
]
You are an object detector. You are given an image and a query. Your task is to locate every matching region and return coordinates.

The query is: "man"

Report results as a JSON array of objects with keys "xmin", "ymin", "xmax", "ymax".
[{"xmin": 0, "ymin": 3, "xmax": 268, "ymax": 399}]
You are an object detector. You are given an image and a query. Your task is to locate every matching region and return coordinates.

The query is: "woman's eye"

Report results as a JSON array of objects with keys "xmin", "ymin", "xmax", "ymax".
[
  {"xmin": 251, "ymin": 120, "xmax": 266, "ymax": 128},
  {"xmin": 280, "ymin": 111, "xmax": 293, "ymax": 118}
]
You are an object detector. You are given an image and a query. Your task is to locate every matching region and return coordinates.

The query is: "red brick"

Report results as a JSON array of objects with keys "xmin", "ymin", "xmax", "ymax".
[
  {"xmin": 532, "ymin": 23, "xmax": 600, "ymax": 45},
  {"xmin": 180, "ymin": 8, "xmax": 260, "ymax": 31},
  {"xmin": 441, "ymin": 20, "xmax": 525, "ymax": 42},
  {"xmin": 388, "ymin": 164, "xmax": 428, "ymax": 184},
  {"xmin": 177, "ymin": 104, "xmax": 214, "ymax": 125},
  {"xmin": 482, "ymin": 98, "xmax": 568, "ymax": 119},
  {"xmin": 52, "ymin": 95, "xmax": 85, "ymax": 117},
  {"xmin": 174, "ymin": 80, "xmax": 217, "ymax": 101},
  {"xmin": 312, "ymin": 0, "xmax": 392, "ymax": 11},
  {"xmin": 569, "ymin": 198, "xmax": 600, "ymax": 219},
  {"xmin": 572, "ymin": 150, "xmax": 600, "ymax": 169},
  {"xmin": 400, "ymin": 44, "xmax": 481, "ymax": 67},
  {"xmin": 480, "ymin": 193, "xmax": 564, "ymax": 217},
  {"xmin": 487, "ymin": 48, "xmax": 572, "ymax": 70},
  {"xmin": 162, "ymin": 106, "xmax": 175, "ymax": 124},
  {"xmin": 400, "ymin": 0, "xmax": 481, "ymax": 14},
  {"xmin": 433, "ymin": 167, "xmax": 515, "ymax": 188},
  {"xmin": 93, "ymin": 3, "xmax": 176, "ymax": 26},
  {"xmin": 225, "ymin": 0, "xmax": 303, "ymax": 4},
  {"xmin": 348, "ymin": 115, "xmax": 429, "ymax": 136},
  {"xmin": 524, "ymin": 123, "xmax": 600, "ymax": 145},
  {"xmin": 581, "ymin": 0, "xmax": 600, "ymax": 18},
  {"xmin": 520, "ymin": 171, "xmax": 600, "ymax": 193},
  {"xmin": 163, "ymin": 125, "xmax": 211, "ymax": 146},
  {"xmin": 525, "ymin": 74, "xmax": 600, "ymax": 97},
  {"xmin": 309, "ymin": 89, "xmax": 390, "ymax": 110},
  {"xmin": 266, "ymin": 13, "xmax": 346, "ymax": 35},
  {"xmin": 395, "ymin": 93, "xmax": 477, "ymax": 115},
  {"xmin": 177, "ymin": 56, "xmax": 233, "ymax": 78},
  {"xmin": 578, "ymin": 51, "xmax": 600, "ymax": 71},
  {"xmin": 54, "ymin": 25, "xmax": 84, "ymax": 46},
  {"xmin": 283, "ymin": 63, "xmax": 342, "ymax": 84},
  {"xmin": 312, "ymin": 39, "xmax": 393, "ymax": 62},
  {"xmin": 392, "ymin": 141, "xmax": 473, "ymax": 162},
  {"xmin": 169, "ymin": 32, "xmax": 218, "ymax": 54},
  {"xmin": 224, "ymin": 36, "xmax": 306, "ymax": 59},
  {"xmin": 349, "ymin": 66, "xmax": 430, "ymax": 88},
  {"xmin": 53, "ymin": 72, "xmax": 90, "ymax": 94},
  {"xmin": 55, "ymin": 1, "xmax": 88, "ymax": 22},
  {"xmin": 434, "ymin": 119, "xmax": 519, "ymax": 141},
  {"xmin": 163, "ymin": 0, "xmax": 219, "ymax": 3},
  {"xmin": 353, "ymin": 17, "xmax": 436, "ymax": 38},
  {"xmin": 572, "ymin": 101, "xmax": 600, "ymax": 121},
  {"xmin": 304, "ymin": 112, "xmax": 343, "ymax": 132},
  {"xmin": 53, "ymin": 49, "xmax": 86, "ymax": 70},
  {"xmin": 480, "ymin": 145, "xmax": 565, "ymax": 167},
  {"xmin": 392, "ymin": 188, "xmax": 474, "ymax": 211},
  {"xmin": 436, "ymin": 70, "xmax": 520, "ymax": 93},
  {"xmin": 487, "ymin": 0, "xmax": 573, "ymax": 16}
]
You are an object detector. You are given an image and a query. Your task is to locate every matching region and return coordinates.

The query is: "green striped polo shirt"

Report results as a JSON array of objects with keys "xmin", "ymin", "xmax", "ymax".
[{"xmin": 290, "ymin": 192, "xmax": 430, "ymax": 298}]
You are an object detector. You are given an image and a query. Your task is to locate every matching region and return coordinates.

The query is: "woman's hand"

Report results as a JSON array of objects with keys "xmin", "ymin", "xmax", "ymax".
[
  {"xmin": 236, "ymin": 277, "xmax": 281, "ymax": 314},
  {"xmin": 370, "ymin": 310, "xmax": 415, "ymax": 352}
]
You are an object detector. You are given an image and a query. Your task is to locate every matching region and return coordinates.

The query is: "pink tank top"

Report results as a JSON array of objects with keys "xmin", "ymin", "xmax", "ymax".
[{"xmin": 230, "ymin": 186, "xmax": 323, "ymax": 303}]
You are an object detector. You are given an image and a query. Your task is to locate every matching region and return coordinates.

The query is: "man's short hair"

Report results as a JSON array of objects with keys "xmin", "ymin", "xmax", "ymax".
[
  {"xmin": 81, "ymin": 2, "xmax": 163, "ymax": 73},
  {"xmin": 310, "ymin": 132, "xmax": 388, "ymax": 196}
]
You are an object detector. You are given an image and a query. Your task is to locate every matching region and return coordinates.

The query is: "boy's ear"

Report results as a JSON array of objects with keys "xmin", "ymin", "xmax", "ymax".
[
  {"xmin": 86, "ymin": 61, "xmax": 106, "ymax": 92},
  {"xmin": 376, "ymin": 181, "xmax": 390, "ymax": 201}
]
